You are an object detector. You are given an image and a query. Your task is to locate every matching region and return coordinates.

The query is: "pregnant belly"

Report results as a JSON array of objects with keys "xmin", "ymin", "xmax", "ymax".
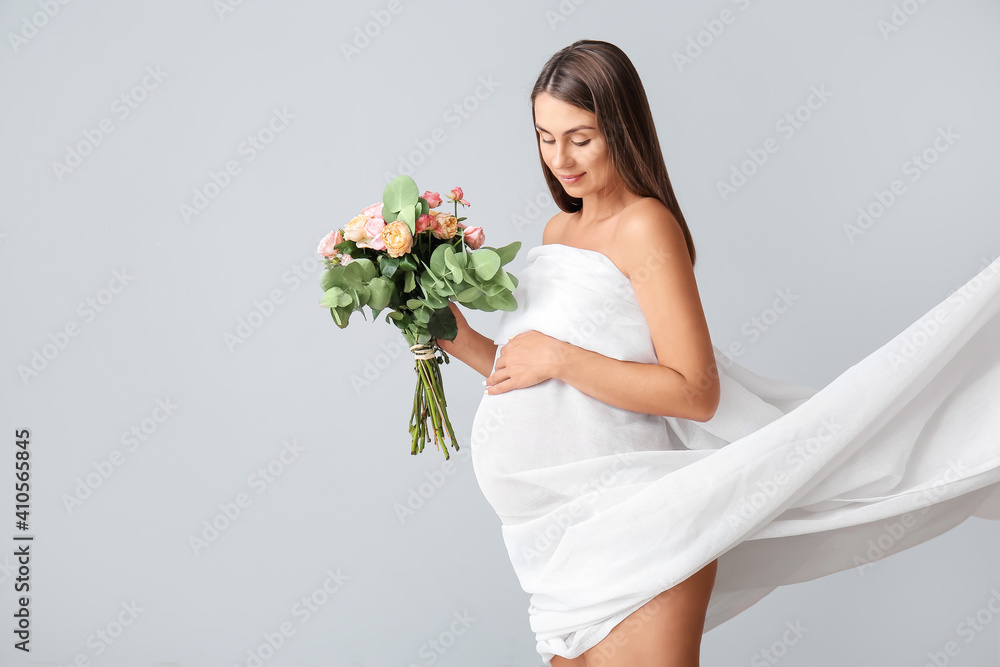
[{"xmin": 469, "ymin": 378, "xmax": 679, "ymax": 522}]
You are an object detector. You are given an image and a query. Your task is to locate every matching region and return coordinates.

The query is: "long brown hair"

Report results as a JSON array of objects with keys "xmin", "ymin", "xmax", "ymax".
[{"xmin": 531, "ymin": 40, "xmax": 697, "ymax": 267}]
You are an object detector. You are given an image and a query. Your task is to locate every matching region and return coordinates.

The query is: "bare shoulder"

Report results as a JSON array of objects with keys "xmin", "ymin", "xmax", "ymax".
[
  {"xmin": 542, "ymin": 209, "xmax": 570, "ymax": 245},
  {"xmin": 614, "ymin": 198, "xmax": 688, "ymax": 276}
]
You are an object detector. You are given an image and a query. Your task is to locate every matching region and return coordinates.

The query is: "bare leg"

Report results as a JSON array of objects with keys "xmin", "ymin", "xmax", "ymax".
[{"xmin": 557, "ymin": 558, "xmax": 718, "ymax": 667}]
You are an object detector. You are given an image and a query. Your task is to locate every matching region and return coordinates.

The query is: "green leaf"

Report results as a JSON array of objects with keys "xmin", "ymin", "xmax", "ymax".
[
  {"xmin": 403, "ymin": 270, "xmax": 416, "ymax": 293},
  {"xmin": 399, "ymin": 254, "xmax": 419, "ymax": 271},
  {"xmin": 382, "ymin": 175, "xmax": 419, "ymax": 212},
  {"xmin": 320, "ymin": 266, "xmax": 345, "ymax": 291},
  {"xmin": 427, "ymin": 306, "xmax": 458, "ymax": 341},
  {"xmin": 331, "ymin": 306, "xmax": 352, "ymax": 328},
  {"xmin": 422, "ymin": 290, "xmax": 449, "ymax": 309},
  {"xmin": 320, "ymin": 286, "xmax": 353, "ymax": 308},
  {"xmin": 342, "ymin": 258, "xmax": 378, "ymax": 286},
  {"xmin": 468, "ymin": 292, "xmax": 496, "ymax": 311},
  {"xmin": 443, "ymin": 251, "xmax": 465, "ymax": 283},
  {"xmin": 469, "ymin": 248, "xmax": 501, "ymax": 280},
  {"xmin": 382, "ymin": 209, "xmax": 398, "ymax": 223},
  {"xmin": 493, "ymin": 267, "xmax": 516, "ymax": 292},
  {"xmin": 456, "ymin": 286, "xmax": 483, "ymax": 302},
  {"xmin": 429, "ymin": 244, "xmax": 451, "ymax": 277},
  {"xmin": 368, "ymin": 276, "xmax": 394, "ymax": 311},
  {"xmin": 494, "ymin": 240, "xmax": 522, "ymax": 266},
  {"xmin": 413, "ymin": 306, "xmax": 432, "ymax": 324},
  {"xmin": 398, "ymin": 205, "xmax": 416, "ymax": 235},
  {"xmin": 378, "ymin": 254, "xmax": 400, "ymax": 279},
  {"xmin": 486, "ymin": 290, "xmax": 518, "ymax": 310}
]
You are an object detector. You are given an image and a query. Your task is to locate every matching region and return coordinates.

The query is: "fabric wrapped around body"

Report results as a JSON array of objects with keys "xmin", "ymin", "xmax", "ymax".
[{"xmin": 469, "ymin": 243, "xmax": 1000, "ymax": 665}]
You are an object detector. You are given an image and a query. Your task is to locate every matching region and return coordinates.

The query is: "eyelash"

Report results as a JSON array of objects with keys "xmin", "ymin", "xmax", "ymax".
[{"xmin": 541, "ymin": 139, "xmax": 591, "ymax": 146}]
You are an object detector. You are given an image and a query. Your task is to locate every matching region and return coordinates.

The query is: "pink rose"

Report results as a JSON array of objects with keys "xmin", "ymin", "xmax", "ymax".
[
  {"xmin": 462, "ymin": 226, "xmax": 485, "ymax": 249},
  {"xmin": 422, "ymin": 191, "xmax": 442, "ymax": 208},
  {"xmin": 416, "ymin": 213, "xmax": 434, "ymax": 234},
  {"xmin": 446, "ymin": 187, "xmax": 470, "ymax": 207},
  {"xmin": 363, "ymin": 215, "xmax": 386, "ymax": 251},
  {"xmin": 340, "ymin": 254, "xmax": 353, "ymax": 265},
  {"xmin": 317, "ymin": 229, "xmax": 343, "ymax": 258},
  {"xmin": 361, "ymin": 202, "xmax": 383, "ymax": 218}
]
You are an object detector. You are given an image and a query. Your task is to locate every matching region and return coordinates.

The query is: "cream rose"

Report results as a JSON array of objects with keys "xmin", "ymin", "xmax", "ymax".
[
  {"xmin": 343, "ymin": 214, "xmax": 369, "ymax": 243},
  {"xmin": 431, "ymin": 212, "xmax": 459, "ymax": 240},
  {"xmin": 382, "ymin": 220, "xmax": 413, "ymax": 258}
]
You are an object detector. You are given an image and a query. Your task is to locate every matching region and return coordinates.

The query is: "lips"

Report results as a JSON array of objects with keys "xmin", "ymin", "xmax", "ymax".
[{"xmin": 559, "ymin": 172, "xmax": 584, "ymax": 182}]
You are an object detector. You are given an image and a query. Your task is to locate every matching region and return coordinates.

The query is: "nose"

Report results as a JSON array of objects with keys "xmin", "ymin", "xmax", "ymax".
[{"xmin": 551, "ymin": 143, "xmax": 573, "ymax": 170}]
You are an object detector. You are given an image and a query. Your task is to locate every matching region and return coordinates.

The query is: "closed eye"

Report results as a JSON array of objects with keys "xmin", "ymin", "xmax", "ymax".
[{"xmin": 540, "ymin": 139, "xmax": 591, "ymax": 146}]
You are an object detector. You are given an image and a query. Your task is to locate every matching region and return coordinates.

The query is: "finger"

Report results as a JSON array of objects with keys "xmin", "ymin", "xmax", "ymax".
[
  {"xmin": 485, "ymin": 370, "xmax": 512, "ymax": 392},
  {"xmin": 490, "ymin": 376, "xmax": 519, "ymax": 394}
]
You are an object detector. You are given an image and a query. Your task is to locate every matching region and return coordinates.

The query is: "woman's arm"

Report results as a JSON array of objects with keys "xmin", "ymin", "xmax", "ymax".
[
  {"xmin": 436, "ymin": 302, "xmax": 498, "ymax": 379},
  {"xmin": 560, "ymin": 201, "xmax": 719, "ymax": 421},
  {"xmin": 551, "ymin": 344, "xmax": 718, "ymax": 421}
]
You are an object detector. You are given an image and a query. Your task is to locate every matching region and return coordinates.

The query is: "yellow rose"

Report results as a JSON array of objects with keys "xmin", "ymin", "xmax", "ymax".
[
  {"xmin": 382, "ymin": 220, "xmax": 413, "ymax": 258},
  {"xmin": 431, "ymin": 212, "xmax": 458, "ymax": 240}
]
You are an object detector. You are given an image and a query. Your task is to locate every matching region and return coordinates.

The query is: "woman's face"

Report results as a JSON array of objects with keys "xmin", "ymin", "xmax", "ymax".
[{"xmin": 533, "ymin": 92, "xmax": 617, "ymax": 196}]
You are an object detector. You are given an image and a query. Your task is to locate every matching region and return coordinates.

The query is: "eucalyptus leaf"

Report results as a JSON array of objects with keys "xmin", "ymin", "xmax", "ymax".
[
  {"xmin": 469, "ymin": 249, "xmax": 501, "ymax": 280},
  {"xmin": 320, "ymin": 286, "xmax": 353, "ymax": 308},
  {"xmin": 456, "ymin": 286, "xmax": 483, "ymax": 302},
  {"xmin": 368, "ymin": 276, "xmax": 394, "ymax": 311},
  {"xmin": 382, "ymin": 175, "xmax": 419, "ymax": 212},
  {"xmin": 430, "ymin": 244, "xmax": 452, "ymax": 277},
  {"xmin": 443, "ymin": 251, "xmax": 465, "ymax": 283},
  {"xmin": 494, "ymin": 240, "xmax": 522, "ymax": 266},
  {"xmin": 320, "ymin": 266, "xmax": 345, "ymax": 291},
  {"xmin": 413, "ymin": 306, "xmax": 432, "ymax": 324},
  {"xmin": 494, "ymin": 267, "xmax": 516, "ymax": 292},
  {"xmin": 331, "ymin": 305, "xmax": 351, "ymax": 328},
  {"xmin": 343, "ymin": 258, "xmax": 378, "ymax": 286},
  {"xmin": 486, "ymin": 290, "xmax": 517, "ymax": 310},
  {"xmin": 469, "ymin": 292, "xmax": 496, "ymax": 311},
  {"xmin": 423, "ymin": 290, "xmax": 449, "ymax": 310}
]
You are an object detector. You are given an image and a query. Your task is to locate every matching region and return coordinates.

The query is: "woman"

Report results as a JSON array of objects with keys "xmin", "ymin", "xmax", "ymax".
[{"xmin": 438, "ymin": 40, "xmax": 1000, "ymax": 666}]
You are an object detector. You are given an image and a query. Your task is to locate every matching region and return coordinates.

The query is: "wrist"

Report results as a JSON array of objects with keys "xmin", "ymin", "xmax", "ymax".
[{"xmin": 551, "ymin": 339, "xmax": 577, "ymax": 382}]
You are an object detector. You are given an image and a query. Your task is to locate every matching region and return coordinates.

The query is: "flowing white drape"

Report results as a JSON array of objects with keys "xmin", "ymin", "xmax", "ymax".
[{"xmin": 470, "ymin": 243, "xmax": 1000, "ymax": 664}]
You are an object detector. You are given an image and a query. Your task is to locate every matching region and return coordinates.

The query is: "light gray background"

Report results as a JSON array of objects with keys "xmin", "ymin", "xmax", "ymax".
[{"xmin": 2, "ymin": 1, "xmax": 1000, "ymax": 665}]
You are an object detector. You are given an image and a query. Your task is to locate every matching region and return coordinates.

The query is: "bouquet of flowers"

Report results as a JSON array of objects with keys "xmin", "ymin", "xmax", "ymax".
[{"xmin": 316, "ymin": 175, "xmax": 521, "ymax": 459}]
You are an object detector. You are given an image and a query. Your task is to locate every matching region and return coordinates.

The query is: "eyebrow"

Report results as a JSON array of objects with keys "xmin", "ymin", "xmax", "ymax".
[{"xmin": 534, "ymin": 124, "xmax": 595, "ymax": 136}]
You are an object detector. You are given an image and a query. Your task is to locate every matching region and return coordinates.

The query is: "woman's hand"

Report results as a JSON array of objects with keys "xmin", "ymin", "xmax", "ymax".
[{"xmin": 484, "ymin": 330, "xmax": 567, "ymax": 394}]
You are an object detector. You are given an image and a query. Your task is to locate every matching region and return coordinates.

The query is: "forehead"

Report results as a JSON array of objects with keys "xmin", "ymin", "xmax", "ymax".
[{"xmin": 533, "ymin": 92, "xmax": 596, "ymax": 128}]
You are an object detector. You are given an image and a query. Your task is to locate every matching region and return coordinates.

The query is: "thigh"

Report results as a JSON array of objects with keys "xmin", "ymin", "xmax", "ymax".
[{"xmin": 581, "ymin": 558, "xmax": 719, "ymax": 667}]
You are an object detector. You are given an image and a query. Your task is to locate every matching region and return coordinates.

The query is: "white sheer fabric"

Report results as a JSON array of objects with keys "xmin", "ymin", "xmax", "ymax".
[{"xmin": 469, "ymin": 243, "xmax": 1000, "ymax": 664}]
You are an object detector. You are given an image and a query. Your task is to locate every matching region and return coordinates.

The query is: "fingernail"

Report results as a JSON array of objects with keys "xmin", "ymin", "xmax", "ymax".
[
  {"xmin": 483, "ymin": 388, "xmax": 489, "ymax": 395},
  {"xmin": 482, "ymin": 379, "xmax": 486, "ymax": 386}
]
